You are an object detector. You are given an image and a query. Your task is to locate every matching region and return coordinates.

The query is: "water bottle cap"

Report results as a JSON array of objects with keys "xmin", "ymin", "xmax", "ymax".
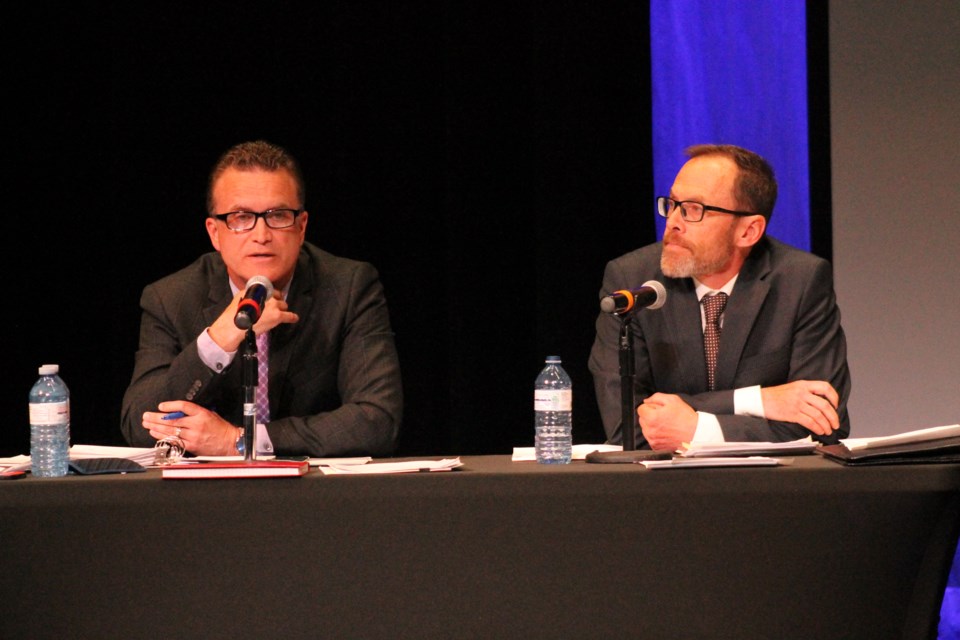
[
  {"xmin": 545, "ymin": 355, "xmax": 561, "ymax": 363},
  {"xmin": 38, "ymin": 364, "xmax": 59, "ymax": 375}
]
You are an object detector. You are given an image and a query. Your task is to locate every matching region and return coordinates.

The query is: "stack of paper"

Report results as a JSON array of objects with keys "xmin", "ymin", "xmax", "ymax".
[
  {"xmin": 162, "ymin": 459, "xmax": 311, "ymax": 479},
  {"xmin": 186, "ymin": 455, "xmax": 374, "ymax": 466},
  {"xmin": 0, "ymin": 455, "xmax": 31, "ymax": 473},
  {"xmin": 678, "ymin": 437, "xmax": 816, "ymax": 458},
  {"xmin": 318, "ymin": 458, "xmax": 463, "ymax": 475},
  {"xmin": 840, "ymin": 424, "xmax": 960, "ymax": 451},
  {"xmin": 640, "ymin": 456, "xmax": 788, "ymax": 470},
  {"xmin": 70, "ymin": 444, "xmax": 157, "ymax": 466},
  {"xmin": 309, "ymin": 457, "xmax": 372, "ymax": 467},
  {"xmin": 818, "ymin": 424, "xmax": 960, "ymax": 466},
  {"xmin": 0, "ymin": 444, "xmax": 158, "ymax": 473}
]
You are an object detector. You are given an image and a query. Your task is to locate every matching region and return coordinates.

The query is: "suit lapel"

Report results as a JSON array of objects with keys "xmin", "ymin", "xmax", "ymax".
[
  {"xmin": 268, "ymin": 249, "xmax": 313, "ymax": 405},
  {"xmin": 714, "ymin": 241, "xmax": 772, "ymax": 390},
  {"xmin": 203, "ymin": 261, "xmax": 234, "ymax": 328}
]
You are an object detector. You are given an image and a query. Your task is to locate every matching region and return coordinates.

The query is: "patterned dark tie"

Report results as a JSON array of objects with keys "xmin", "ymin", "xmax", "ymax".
[
  {"xmin": 256, "ymin": 331, "xmax": 271, "ymax": 424},
  {"xmin": 702, "ymin": 292, "xmax": 729, "ymax": 391}
]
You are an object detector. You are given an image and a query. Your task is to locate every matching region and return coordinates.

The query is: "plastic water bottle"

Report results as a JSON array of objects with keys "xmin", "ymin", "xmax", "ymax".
[
  {"xmin": 534, "ymin": 355, "xmax": 572, "ymax": 464},
  {"xmin": 28, "ymin": 364, "xmax": 71, "ymax": 477}
]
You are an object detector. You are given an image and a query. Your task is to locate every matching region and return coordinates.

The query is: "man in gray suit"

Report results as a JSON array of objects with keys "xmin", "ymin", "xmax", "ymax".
[
  {"xmin": 589, "ymin": 144, "xmax": 850, "ymax": 451},
  {"xmin": 121, "ymin": 140, "xmax": 402, "ymax": 457}
]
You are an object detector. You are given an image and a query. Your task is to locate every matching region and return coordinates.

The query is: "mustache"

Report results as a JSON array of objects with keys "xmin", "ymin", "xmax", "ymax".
[{"xmin": 663, "ymin": 233, "xmax": 690, "ymax": 250}]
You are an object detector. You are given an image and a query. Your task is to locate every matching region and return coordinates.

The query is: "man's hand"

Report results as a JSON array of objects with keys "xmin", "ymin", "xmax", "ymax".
[
  {"xmin": 142, "ymin": 401, "xmax": 240, "ymax": 456},
  {"xmin": 207, "ymin": 289, "xmax": 299, "ymax": 352},
  {"xmin": 761, "ymin": 380, "xmax": 840, "ymax": 437},
  {"xmin": 637, "ymin": 393, "xmax": 698, "ymax": 451}
]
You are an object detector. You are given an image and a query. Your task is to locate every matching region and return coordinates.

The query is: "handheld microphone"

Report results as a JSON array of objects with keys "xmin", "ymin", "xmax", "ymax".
[
  {"xmin": 600, "ymin": 280, "xmax": 666, "ymax": 315},
  {"xmin": 234, "ymin": 275, "xmax": 274, "ymax": 329}
]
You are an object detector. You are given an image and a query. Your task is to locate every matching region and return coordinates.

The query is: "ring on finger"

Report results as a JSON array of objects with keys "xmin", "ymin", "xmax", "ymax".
[{"xmin": 175, "ymin": 427, "xmax": 182, "ymax": 437}]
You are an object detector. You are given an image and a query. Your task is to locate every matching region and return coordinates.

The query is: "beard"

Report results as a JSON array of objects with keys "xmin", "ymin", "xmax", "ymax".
[{"xmin": 660, "ymin": 224, "xmax": 737, "ymax": 279}]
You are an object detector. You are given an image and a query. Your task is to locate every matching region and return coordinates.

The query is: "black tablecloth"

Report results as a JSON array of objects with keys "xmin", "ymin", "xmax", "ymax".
[{"xmin": 2, "ymin": 455, "xmax": 958, "ymax": 639}]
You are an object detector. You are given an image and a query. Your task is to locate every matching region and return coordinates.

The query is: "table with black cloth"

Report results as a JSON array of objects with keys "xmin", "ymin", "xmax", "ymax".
[{"xmin": 2, "ymin": 455, "xmax": 958, "ymax": 639}]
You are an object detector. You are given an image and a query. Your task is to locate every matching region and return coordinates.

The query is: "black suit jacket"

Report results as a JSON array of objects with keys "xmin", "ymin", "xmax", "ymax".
[
  {"xmin": 588, "ymin": 236, "xmax": 851, "ymax": 446},
  {"xmin": 121, "ymin": 242, "xmax": 403, "ymax": 457}
]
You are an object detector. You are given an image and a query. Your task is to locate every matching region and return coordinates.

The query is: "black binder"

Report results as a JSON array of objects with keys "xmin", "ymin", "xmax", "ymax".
[{"xmin": 816, "ymin": 436, "xmax": 960, "ymax": 466}]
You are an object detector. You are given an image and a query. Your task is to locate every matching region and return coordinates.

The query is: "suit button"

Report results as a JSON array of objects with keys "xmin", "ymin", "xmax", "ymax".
[{"xmin": 186, "ymin": 380, "xmax": 202, "ymax": 400}]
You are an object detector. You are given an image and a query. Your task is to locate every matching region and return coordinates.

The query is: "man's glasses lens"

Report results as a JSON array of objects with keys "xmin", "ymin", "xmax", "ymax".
[
  {"xmin": 220, "ymin": 209, "xmax": 300, "ymax": 231},
  {"xmin": 657, "ymin": 197, "xmax": 673, "ymax": 217},
  {"xmin": 656, "ymin": 197, "xmax": 703, "ymax": 222}
]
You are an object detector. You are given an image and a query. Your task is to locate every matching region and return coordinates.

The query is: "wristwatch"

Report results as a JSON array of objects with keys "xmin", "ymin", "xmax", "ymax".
[{"xmin": 235, "ymin": 428, "xmax": 245, "ymax": 455}]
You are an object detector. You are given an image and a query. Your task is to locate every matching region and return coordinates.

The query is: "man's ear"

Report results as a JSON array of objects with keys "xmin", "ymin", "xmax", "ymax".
[
  {"xmin": 736, "ymin": 214, "xmax": 766, "ymax": 248},
  {"xmin": 205, "ymin": 217, "xmax": 221, "ymax": 251}
]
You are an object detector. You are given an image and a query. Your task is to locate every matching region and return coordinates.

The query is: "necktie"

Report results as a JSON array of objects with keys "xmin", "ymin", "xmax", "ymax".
[
  {"xmin": 256, "ymin": 331, "xmax": 271, "ymax": 425},
  {"xmin": 702, "ymin": 292, "xmax": 728, "ymax": 391}
]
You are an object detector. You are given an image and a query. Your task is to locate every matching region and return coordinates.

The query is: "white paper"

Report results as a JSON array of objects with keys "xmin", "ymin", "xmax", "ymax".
[
  {"xmin": 309, "ymin": 457, "xmax": 372, "ymax": 467},
  {"xmin": 181, "ymin": 455, "xmax": 372, "ymax": 466},
  {"xmin": 0, "ymin": 455, "xmax": 32, "ymax": 472},
  {"xmin": 318, "ymin": 458, "xmax": 463, "ymax": 475},
  {"xmin": 679, "ymin": 437, "xmax": 815, "ymax": 458},
  {"xmin": 511, "ymin": 444, "xmax": 621, "ymax": 461},
  {"xmin": 640, "ymin": 456, "xmax": 785, "ymax": 469},
  {"xmin": 841, "ymin": 424, "xmax": 960, "ymax": 451}
]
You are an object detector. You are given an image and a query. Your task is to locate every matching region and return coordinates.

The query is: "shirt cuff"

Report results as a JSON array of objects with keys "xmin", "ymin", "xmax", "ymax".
[
  {"xmin": 197, "ymin": 328, "xmax": 237, "ymax": 373},
  {"xmin": 256, "ymin": 422, "xmax": 275, "ymax": 456},
  {"xmin": 691, "ymin": 412, "xmax": 725, "ymax": 443},
  {"xmin": 734, "ymin": 385, "xmax": 766, "ymax": 419}
]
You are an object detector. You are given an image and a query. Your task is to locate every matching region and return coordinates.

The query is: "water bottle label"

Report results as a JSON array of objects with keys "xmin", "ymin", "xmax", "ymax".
[
  {"xmin": 534, "ymin": 389, "xmax": 572, "ymax": 411},
  {"xmin": 29, "ymin": 401, "xmax": 70, "ymax": 425}
]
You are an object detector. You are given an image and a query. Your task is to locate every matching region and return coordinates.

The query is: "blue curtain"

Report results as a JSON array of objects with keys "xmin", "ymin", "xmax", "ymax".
[
  {"xmin": 650, "ymin": 0, "xmax": 810, "ymax": 250},
  {"xmin": 941, "ymin": 542, "xmax": 960, "ymax": 638}
]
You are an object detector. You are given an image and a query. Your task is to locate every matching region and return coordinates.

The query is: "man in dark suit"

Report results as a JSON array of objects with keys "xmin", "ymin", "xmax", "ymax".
[
  {"xmin": 121, "ymin": 140, "xmax": 402, "ymax": 457},
  {"xmin": 588, "ymin": 144, "xmax": 850, "ymax": 451}
]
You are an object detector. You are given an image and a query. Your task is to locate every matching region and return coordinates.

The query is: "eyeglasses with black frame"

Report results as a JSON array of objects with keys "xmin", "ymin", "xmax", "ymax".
[
  {"xmin": 212, "ymin": 208, "xmax": 304, "ymax": 232},
  {"xmin": 656, "ymin": 196, "xmax": 756, "ymax": 222}
]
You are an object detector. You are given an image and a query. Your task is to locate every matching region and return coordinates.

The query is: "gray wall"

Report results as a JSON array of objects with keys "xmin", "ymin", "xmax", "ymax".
[{"xmin": 830, "ymin": 0, "xmax": 960, "ymax": 435}]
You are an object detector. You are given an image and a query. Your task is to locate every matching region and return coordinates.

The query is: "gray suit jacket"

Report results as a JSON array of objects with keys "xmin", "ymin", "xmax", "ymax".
[
  {"xmin": 588, "ymin": 236, "xmax": 851, "ymax": 446},
  {"xmin": 121, "ymin": 242, "xmax": 403, "ymax": 457}
]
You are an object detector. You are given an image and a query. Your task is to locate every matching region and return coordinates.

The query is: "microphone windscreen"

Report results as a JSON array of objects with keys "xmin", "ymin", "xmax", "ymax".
[
  {"xmin": 641, "ymin": 280, "xmax": 667, "ymax": 310},
  {"xmin": 245, "ymin": 275, "xmax": 274, "ymax": 298}
]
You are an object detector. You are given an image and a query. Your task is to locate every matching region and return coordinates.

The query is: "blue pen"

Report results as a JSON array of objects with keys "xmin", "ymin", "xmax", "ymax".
[{"xmin": 162, "ymin": 411, "xmax": 186, "ymax": 420}]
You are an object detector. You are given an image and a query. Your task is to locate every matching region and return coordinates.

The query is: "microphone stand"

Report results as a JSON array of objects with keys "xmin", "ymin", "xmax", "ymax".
[
  {"xmin": 619, "ymin": 314, "xmax": 638, "ymax": 452},
  {"xmin": 586, "ymin": 309, "xmax": 672, "ymax": 464},
  {"xmin": 240, "ymin": 328, "xmax": 258, "ymax": 461}
]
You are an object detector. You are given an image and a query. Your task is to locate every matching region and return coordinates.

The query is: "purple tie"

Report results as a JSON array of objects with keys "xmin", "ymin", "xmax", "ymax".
[
  {"xmin": 702, "ymin": 292, "xmax": 728, "ymax": 391},
  {"xmin": 256, "ymin": 331, "xmax": 270, "ymax": 424}
]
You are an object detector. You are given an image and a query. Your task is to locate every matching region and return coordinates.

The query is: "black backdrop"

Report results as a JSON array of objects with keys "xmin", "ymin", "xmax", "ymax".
[{"xmin": 5, "ymin": 3, "xmax": 655, "ymax": 458}]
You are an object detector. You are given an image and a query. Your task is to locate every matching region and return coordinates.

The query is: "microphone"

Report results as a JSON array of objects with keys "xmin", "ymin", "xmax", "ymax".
[
  {"xmin": 234, "ymin": 276, "xmax": 274, "ymax": 329},
  {"xmin": 600, "ymin": 280, "xmax": 666, "ymax": 315}
]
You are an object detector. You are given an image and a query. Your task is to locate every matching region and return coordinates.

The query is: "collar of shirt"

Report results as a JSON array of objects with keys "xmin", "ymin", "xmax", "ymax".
[
  {"xmin": 693, "ymin": 274, "xmax": 738, "ymax": 330},
  {"xmin": 693, "ymin": 274, "xmax": 738, "ymax": 302}
]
